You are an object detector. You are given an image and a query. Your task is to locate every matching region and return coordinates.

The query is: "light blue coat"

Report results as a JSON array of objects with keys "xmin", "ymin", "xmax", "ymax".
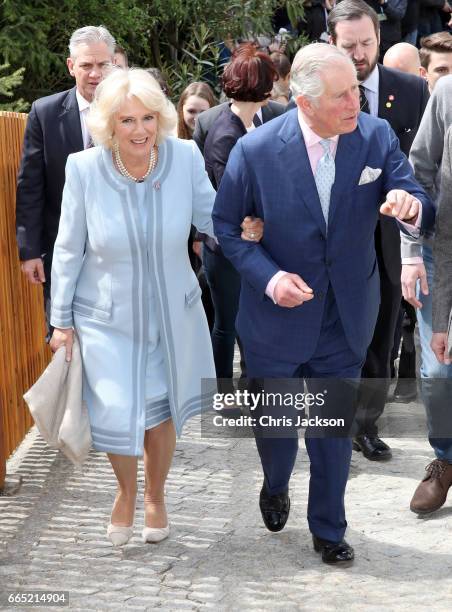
[{"xmin": 51, "ymin": 138, "xmax": 216, "ymax": 455}]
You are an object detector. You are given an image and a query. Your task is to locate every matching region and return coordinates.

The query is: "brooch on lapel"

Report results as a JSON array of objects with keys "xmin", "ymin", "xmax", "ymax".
[
  {"xmin": 385, "ymin": 94, "xmax": 395, "ymax": 109},
  {"xmin": 153, "ymin": 181, "xmax": 161, "ymax": 191}
]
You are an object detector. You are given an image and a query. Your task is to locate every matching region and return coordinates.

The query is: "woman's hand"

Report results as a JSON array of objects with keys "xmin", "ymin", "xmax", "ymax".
[
  {"xmin": 50, "ymin": 328, "xmax": 74, "ymax": 362},
  {"xmin": 241, "ymin": 216, "xmax": 264, "ymax": 242}
]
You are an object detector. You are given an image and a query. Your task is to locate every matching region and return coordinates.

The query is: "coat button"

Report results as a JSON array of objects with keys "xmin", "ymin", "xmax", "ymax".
[{"xmin": 317, "ymin": 291, "xmax": 324, "ymax": 300}]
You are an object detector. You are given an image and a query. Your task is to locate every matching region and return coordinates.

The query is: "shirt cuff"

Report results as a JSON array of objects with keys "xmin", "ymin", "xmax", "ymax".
[
  {"xmin": 402, "ymin": 257, "xmax": 424, "ymax": 265},
  {"xmin": 266, "ymin": 271, "xmax": 286, "ymax": 303},
  {"xmin": 398, "ymin": 202, "xmax": 422, "ymax": 238}
]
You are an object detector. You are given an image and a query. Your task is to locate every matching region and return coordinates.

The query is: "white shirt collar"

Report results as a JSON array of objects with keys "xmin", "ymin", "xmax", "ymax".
[
  {"xmin": 76, "ymin": 89, "xmax": 91, "ymax": 112},
  {"xmin": 361, "ymin": 65, "xmax": 379, "ymax": 94}
]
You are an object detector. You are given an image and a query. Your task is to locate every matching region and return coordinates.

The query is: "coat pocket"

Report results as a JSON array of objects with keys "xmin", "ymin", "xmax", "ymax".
[
  {"xmin": 185, "ymin": 282, "xmax": 202, "ymax": 308},
  {"xmin": 72, "ymin": 296, "xmax": 112, "ymax": 322}
]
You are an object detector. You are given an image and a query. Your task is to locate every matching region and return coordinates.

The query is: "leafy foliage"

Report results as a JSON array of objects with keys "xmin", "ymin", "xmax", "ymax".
[
  {"xmin": 0, "ymin": 64, "xmax": 28, "ymax": 111},
  {"xmin": 0, "ymin": 0, "xmax": 151, "ymax": 100},
  {"xmin": 0, "ymin": 1, "xmax": 305, "ymax": 105}
]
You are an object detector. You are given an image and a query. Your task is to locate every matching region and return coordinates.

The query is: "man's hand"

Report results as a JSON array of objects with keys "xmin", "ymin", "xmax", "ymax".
[
  {"xmin": 431, "ymin": 332, "xmax": 451, "ymax": 365},
  {"xmin": 21, "ymin": 258, "xmax": 45, "ymax": 284},
  {"xmin": 241, "ymin": 216, "xmax": 264, "ymax": 242},
  {"xmin": 401, "ymin": 262, "xmax": 428, "ymax": 308},
  {"xmin": 274, "ymin": 273, "xmax": 314, "ymax": 307},
  {"xmin": 49, "ymin": 328, "xmax": 74, "ymax": 362},
  {"xmin": 380, "ymin": 190, "xmax": 420, "ymax": 223}
]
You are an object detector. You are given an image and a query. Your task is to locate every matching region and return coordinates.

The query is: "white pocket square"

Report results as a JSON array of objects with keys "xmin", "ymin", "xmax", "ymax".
[{"xmin": 358, "ymin": 166, "xmax": 382, "ymax": 185}]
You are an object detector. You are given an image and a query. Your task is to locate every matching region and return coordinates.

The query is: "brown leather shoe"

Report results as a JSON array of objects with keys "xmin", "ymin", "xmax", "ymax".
[{"xmin": 410, "ymin": 459, "xmax": 452, "ymax": 514}]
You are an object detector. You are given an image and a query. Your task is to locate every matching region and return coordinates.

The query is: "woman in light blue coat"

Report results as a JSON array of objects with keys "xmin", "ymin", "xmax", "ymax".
[{"xmin": 49, "ymin": 69, "xmax": 255, "ymax": 546}]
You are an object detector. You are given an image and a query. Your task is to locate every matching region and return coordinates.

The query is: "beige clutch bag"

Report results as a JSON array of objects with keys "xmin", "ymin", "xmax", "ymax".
[{"xmin": 23, "ymin": 335, "xmax": 92, "ymax": 467}]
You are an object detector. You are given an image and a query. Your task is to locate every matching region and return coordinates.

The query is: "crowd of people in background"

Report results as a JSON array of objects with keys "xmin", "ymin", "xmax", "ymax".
[
  {"xmin": 273, "ymin": 0, "xmax": 452, "ymax": 52},
  {"xmin": 14, "ymin": 0, "xmax": 452, "ymax": 565}
]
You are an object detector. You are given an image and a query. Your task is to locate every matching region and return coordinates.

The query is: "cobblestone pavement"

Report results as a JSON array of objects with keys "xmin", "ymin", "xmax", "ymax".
[{"xmin": 1, "ymin": 394, "xmax": 452, "ymax": 611}]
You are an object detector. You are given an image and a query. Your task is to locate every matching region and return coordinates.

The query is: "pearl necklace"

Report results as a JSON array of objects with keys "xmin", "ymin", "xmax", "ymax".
[{"xmin": 113, "ymin": 142, "xmax": 158, "ymax": 182}]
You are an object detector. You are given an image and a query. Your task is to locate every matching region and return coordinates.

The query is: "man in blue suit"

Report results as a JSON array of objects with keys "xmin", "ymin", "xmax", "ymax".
[{"xmin": 213, "ymin": 43, "xmax": 434, "ymax": 565}]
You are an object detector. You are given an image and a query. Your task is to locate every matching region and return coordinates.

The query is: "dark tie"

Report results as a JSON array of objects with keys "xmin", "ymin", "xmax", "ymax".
[
  {"xmin": 253, "ymin": 114, "xmax": 262, "ymax": 127},
  {"xmin": 359, "ymin": 85, "xmax": 370, "ymax": 114}
]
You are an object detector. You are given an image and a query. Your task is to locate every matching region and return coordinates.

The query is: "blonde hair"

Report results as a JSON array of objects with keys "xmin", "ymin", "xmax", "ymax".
[{"xmin": 87, "ymin": 68, "xmax": 177, "ymax": 148}]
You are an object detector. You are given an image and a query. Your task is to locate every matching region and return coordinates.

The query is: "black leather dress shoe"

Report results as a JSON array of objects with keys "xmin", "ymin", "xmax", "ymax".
[
  {"xmin": 353, "ymin": 435, "xmax": 392, "ymax": 461},
  {"xmin": 259, "ymin": 486, "xmax": 290, "ymax": 532},
  {"xmin": 312, "ymin": 535, "xmax": 354, "ymax": 565},
  {"xmin": 392, "ymin": 378, "xmax": 417, "ymax": 403}
]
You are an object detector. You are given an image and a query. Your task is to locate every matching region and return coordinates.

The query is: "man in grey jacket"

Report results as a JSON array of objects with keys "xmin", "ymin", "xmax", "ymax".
[
  {"xmin": 401, "ymin": 75, "xmax": 452, "ymax": 514},
  {"xmin": 432, "ymin": 125, "xmax": 452, "ymax": 361}
]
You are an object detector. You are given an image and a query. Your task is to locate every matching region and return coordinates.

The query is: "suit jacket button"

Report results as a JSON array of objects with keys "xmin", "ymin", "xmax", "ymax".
[{"xmin": 317, "ymin": 291, "xmax": 324, "ymax": 300}]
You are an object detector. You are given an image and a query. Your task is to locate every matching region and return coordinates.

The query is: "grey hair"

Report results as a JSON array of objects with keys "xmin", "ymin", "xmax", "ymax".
[
  {"xmin": 69, "ymin": 26, "xmax": 116, "ymax": 58},
  {"xmin": 290, "ymin": 43, "xmax": 355, "ymax": 102}
]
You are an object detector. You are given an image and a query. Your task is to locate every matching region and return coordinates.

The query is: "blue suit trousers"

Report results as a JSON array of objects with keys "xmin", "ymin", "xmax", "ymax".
[{"xmin": 244, "ymin": 287, "xmax": 365, "ymax": 542}]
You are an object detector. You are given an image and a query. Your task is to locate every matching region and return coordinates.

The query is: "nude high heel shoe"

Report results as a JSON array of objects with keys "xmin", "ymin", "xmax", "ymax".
[
  {"xmin": 107, "ymin": 492, "xmax": 136, "ymax": 546},
  {"xmin": 107, "ymin": 523, "xmax": 134, "ymax": 546},
  {"xmin": 142, "ymin": 523, "xmax": 170, "ymax": 543}
]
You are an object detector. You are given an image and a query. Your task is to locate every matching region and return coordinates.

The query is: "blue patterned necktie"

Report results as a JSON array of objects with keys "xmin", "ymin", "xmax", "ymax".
[{"xmin": 314, "ymin": 138, "xmax": 335, "ymax": 229}]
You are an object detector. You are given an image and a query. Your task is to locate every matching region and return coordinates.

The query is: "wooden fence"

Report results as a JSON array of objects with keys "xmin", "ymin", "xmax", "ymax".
[{"xmin": 0, "ymin": 111, "xmax": 50, "ymax": 490}]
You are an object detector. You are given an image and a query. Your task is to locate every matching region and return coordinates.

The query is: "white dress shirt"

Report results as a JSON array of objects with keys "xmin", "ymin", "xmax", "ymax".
[
  {"xmin": 361, "ymin": 65, "xmax": 379, "ymax": 117},
  {"xmin": 76, "ymin": 90, "xmax": 91, "ymax": 149}
]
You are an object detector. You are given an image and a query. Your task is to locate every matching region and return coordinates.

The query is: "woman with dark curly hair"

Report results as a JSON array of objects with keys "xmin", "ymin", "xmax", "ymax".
[{"xmin": 203, "ymin": 43, "xmax": 277, "ymax": 391}]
